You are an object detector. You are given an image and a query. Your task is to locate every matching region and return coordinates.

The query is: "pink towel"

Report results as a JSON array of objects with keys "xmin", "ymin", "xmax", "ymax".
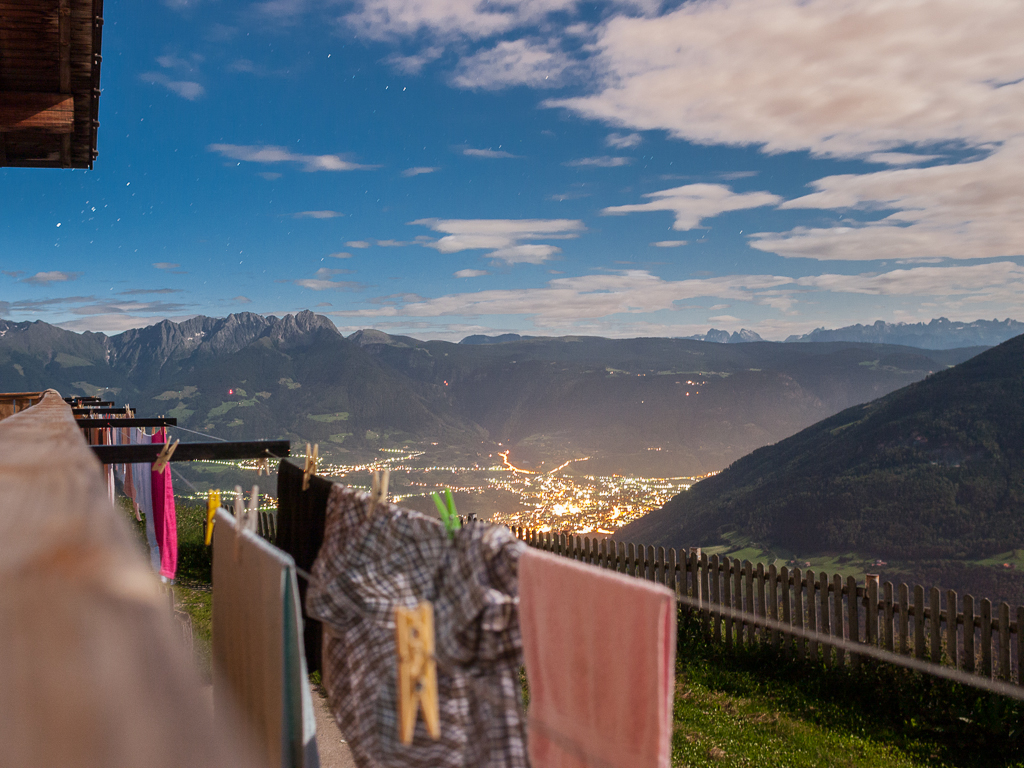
[
  {"xmin": 519, "ymin": 547, "xmax": 676, "ymax": 768},
  {"xmin": 151, "ymin": 428, "xmax": 178, "ymax": 580}
]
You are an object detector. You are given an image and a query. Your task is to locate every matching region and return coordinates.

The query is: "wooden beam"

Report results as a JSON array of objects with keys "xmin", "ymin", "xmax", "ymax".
[
  {"xmin": 58, "ymin": 0, "xmax": 72, "ymax": 167},
  {"xmin": 0, "ymin": 93, "xmax": 74, "ymax": 133},
  {"xmin": 91, "ymin": 440, "xmax": 292, "ymax": 465},
  {"xmin": 76, "ymin": 418, "xmax": 178, "ymax": 429}
]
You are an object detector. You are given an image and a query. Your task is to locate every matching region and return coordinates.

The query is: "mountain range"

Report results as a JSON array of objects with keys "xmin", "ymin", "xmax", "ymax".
[
  {"xmin": 621, "ymin": 333, "xmax": 1024, "ymax": 601},
  {"xmin": 784, "ymin": 318, "xmax": 1024, "ymax": 349},
  {"xmin": 0, "ymin": 312, "xmax": 990, "ymax": 478}
]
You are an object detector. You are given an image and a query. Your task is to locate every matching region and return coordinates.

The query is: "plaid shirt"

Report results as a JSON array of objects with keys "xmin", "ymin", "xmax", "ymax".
[{"xmin": 305, "ymin": 485, "xmax": 529, "ymax": 768}]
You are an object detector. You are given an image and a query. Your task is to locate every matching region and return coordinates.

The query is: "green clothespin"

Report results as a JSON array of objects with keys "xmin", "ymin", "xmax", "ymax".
[{"xmin": 431, "ymin": 489, "xmax": 461, "ymax": 539}]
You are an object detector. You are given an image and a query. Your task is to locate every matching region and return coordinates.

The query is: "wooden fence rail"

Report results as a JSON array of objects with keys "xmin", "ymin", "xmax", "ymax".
[{"xmin": 512, "ymin": 527, "xmax": 1024, "ymax": 686}]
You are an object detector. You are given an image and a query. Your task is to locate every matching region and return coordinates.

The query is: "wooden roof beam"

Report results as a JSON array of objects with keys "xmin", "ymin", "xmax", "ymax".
[{"xmin": 0, "ymin": 92, "xmax": 74, "ymax": 133}]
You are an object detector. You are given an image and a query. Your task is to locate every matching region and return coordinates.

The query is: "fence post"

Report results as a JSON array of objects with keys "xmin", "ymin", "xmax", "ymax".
[
  {"xmin": 780, "ymin": 566, "xmax": 791, "ymax": 656},
  {"xmin": 865, "ymin": 575, "xmax": 879, "ymax": 649},
  {"xmin": 734, "ymin": 559, "xmax": 744, "ymax": 647},
  {"xmin": 806, "ymin": 569, "xmax": 817, "ymax": 663},
  {"xmin": 833, "ymin": 574, "xmax": 845, "ymax": 666},
  {"xmin": 1017, "ymin": 605, "xmax": 1024, "ymax": 686},
  {"xmin": 964, "ymin": 594, "xmax": 976, "ymax": 673},
  {"xmin": 883, "ymin": 581, "xmax": 894, "ymax": 653},
  {"xmin": 647, "ymin": 545, "xmax": 658, "ymax": 582},
  {"xmin": 981, "ymin": 598, "xmax": 993, "ymax": 678},
  {"xmin": 710, "ymin": 555, "xmax": 721, "ymax": 645},
  {"xmin": 744, "ymin": 561, "xmax": 755, "ymax": 646},
  {"xmin": 756, "ymin": 562, "xmax": 766, "ymax": 643},
  {"xmin": 848, "ymin": 576, "xmax": 860, "ymax": 667},
  {"xmin": 819, "ymin": 571, "xmax": 830, "ymax": 668},
  {"xmin": 722, "ymin": 558, "xmax": 733, "ymax": 648},
  {"xmin": 656, "ymin": 546, "xmax": 667, "ymax": 585},
  {"xmin": 793, "ymin": 567, "xmax": 804, "ymax": 660},
  {"xmin": 930, "ymin": 587, "xmax": 942, "ymax": 664},
  {"xmin": 914, "ymin": 584, "xmax": 926, "ymax": 661},
  {"xmin": 668, "ymin": 548, "xmax": 678, "ymax": 596},
  {"xmin": 768, "ymin": 564, "xmax": 779, "ymax": 651},
  {"xmin": 700, "ymin": 552, "xmax": 710, "ymax": 637},
  {"xmin": 999, "ymin": 602, "xmax": 1011, "ymax": 681},
  {"xmin": 946, "ymin": 590, "xmax": 958, "ymax": 669},
  {"xmin": 898, "ymin": 583, "xmax": 910, "ymax": 656}
]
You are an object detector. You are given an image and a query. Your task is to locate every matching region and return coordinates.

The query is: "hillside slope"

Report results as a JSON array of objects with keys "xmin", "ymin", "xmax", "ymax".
[{"xmin": 622, "ymin": 333, "xmax": 1024, "ymax": 564}]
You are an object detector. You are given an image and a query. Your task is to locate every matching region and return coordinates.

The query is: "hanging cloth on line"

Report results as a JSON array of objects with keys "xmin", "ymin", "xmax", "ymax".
[
  {"xmin": 305, "ymin": 484, "xmax": 529, "ymax": 768},
  {"xmin": 151, "ymin": 427, "xmax": 178, "ymax": 581},
  {"xmin": 212, "ymin": 508, "xmax": 320, "ymax": 768}
]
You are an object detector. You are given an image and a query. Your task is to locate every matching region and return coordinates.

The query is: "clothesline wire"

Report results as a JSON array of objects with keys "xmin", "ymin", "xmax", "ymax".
[{"xmin": 167, "ymin": 423, "xmax": 229, "ymax": 442}]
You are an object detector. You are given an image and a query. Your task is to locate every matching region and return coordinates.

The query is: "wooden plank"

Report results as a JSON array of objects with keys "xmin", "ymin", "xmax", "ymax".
[
  {"xmin": 899, "ymin": 583, "xmax": 910, "ymax": 655},
  {"xmin": 848, "ymin": 576, "xmax": 860, "ymax": 667},
  {"xmin": 819, "ymin": 571, "xmax": 831, "ymax": 668},
  {"xmin": 833, "ymin": 574, "xmax": 845, "ymax": 666},
  {"xmin": 769, "ymin": 564, "xmax": 779, "ymax": 650},
  {"xmin": 1018, "ymin": 605, "xmax": 1024, "ymax": 686},
  {"xmin": 866, "ymin": 575, "xmax": 879, "ymax": 648},
  {"xmin": 946, "ymin": 590, "xmax": 958, "ymax": 669},
  {"xmin": 689, "ymin": 548, "xmax": 699, "ymax": 606},
  {"xmin": 793, "ymin": 567, "xmax": 804, "ymax": 660},
  {"xmin": 744, "ymin": 561, "xmax": 755, "ymax": 645},
  {"xmin": 76, "ymin": 418, "xmax": 177, "ymax": 429},
  {"xmin": 884, "ymin": 582, "xmax": 895, "ymax": 653},
  {"xmin": 806, "ymin": 569, "xmax": 817, "ymax": 662},
  {"xmin": 0, "ymin": 390, "xmax": 260, "ymax": 766},
  {"xmin": 91, "ymin": 440, "xmax": 291, "ymax": 465},
  {"xmin": 914, "ymin": 584, "xmax": 926, "ymax": 660},
  {"xmin": 710, "ymin": 555, "xmax": 721, "ymax": 645},
  {"xmin": 756, "ymin": 562, "xmax": 766, "ymax": 643},
  {"xmin": 930, "ymin": 587, "xmax": 942, "ymax": 664},
  {"xmin": 981, "ymin": 598, "xmax": 992, "ymax": 678},
  {"xmin": 700, "ymin": 552, "xmax": 710, "ymax": 636},
  {"xmin": 780, "ymin": 566, "xmax": 791, "ymax": 655},
  {"xmin": 0, "ymin": 92, "xmax": 74, "ymax": 132},
  {"xmin": 999, "ymin": 602, "xmax": 1011, "ymax": 681},
  {"xmin": 964, "ymin": 594, "xmax": 976, "ymax": 673},
  {"xmin": 618, "ymin": 541, "xmax": 627, "ymax": 574},
  {"xmin": 734, "ymin": 558, "xmax": 743, "ymax": 646},
  {"xmin": 722, "ymin": 558, "xmax": 732, "ymax": 647},
  {"xmin": 647, "ymin": 545, "xmax": 657, "ymax": 582},
  {"xmin": 667, "ymin": 547, "xmax": 677, "ymax": 596}
]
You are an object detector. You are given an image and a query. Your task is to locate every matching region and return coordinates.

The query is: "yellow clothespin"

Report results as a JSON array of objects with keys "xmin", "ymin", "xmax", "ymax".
[
  {"xmin": 302, "ymin": 443, "xmax": 319, "ymax": 491},
  {"xmin": 394, "ymin": 601, "xmax": 440, "ymax": 745},
  {"xmin": 205, "ymin": 489, "xmax": 221, "ymax": 546},
  {"xmin": 153, "ymin": 439, "xmax": 179, "ymax": 473},
  {"xmin": 256, "ymin": 458, "xmax": 269, "ymax": 476},
  {"xmin": 370, "ymin": 468, "xmax": 390, "ymax": 513}
]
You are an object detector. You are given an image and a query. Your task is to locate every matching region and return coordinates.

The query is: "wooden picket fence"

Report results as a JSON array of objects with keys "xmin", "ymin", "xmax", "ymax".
[{"xmin": 512, "ymin": 527, "xmax": 1024, "ymax": 686}]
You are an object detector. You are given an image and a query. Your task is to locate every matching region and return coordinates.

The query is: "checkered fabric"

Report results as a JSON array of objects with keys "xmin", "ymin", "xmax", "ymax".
[{"xmin": 305, "ymin": 485, "xmax": 529, "ymax": 768}]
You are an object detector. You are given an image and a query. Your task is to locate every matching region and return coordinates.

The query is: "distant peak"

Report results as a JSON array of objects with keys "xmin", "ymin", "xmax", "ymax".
[{"xmin": 459, "ymin": 333, "xmax": 534, "ymax": 345}]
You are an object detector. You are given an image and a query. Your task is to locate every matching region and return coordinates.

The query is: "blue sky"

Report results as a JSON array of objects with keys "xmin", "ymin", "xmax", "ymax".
[{"xmin": 2, "ymin": 0, "xmax": 1023, "ymax": 340}]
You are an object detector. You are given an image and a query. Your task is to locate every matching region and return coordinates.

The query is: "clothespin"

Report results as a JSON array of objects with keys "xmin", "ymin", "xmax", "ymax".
[
  {"xmin": 152, "ymin": 439, "xmax": 179, "ymax": 473},
  {"xmin": 302, "ymin": 443, "xmax": 319, "ymax": 491},
  {"xmin": 394, "ymin": 601, "xmax": 441, "ymax": 745},
  {"xmin": 246, "ymin": 485, "xmax": 260, "ymax": 533},
  {"xmin": 431, "ymin": 489, "xmax": 461, "ymax": 539},
  {"xmin": 370, "ymin": 468, "xmax": 390, "ymax": 513},
  {"xmin": 255, "ymin": 457, "xmax": 269, "ymax": 476},
  {"xmin": 232, "ymin": 485, "xmax": 245, "ymax": 561},
  {"xmin": 205, "ymin": 489, "xmax": 221, "ymax": 546}
]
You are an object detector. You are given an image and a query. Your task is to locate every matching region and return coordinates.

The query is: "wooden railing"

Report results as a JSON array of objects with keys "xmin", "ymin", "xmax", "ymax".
[{"xmin": 512, "ymin": 527, "xmax": 1024, "ymax": 686}]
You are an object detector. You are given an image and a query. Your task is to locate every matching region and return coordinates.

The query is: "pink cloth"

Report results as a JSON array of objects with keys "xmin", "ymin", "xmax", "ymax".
[
  {"xmin": 519, "ymin": 547, "xmax": 676, "ymax": 768},
  {"xmin": 151, "ymin": 428, "xmax": 178, "ymax": 580}
]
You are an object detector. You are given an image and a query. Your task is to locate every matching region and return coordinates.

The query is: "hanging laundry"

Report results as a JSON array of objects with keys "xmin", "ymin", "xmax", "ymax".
[
  {"xmin": 151, "ymin": 427, "xmax": 178, "ymax": 581},
  {"xmin": 306, "ymin": 485, "xmax": 529, "ymax": 768},
  {"xmin": 131, "ymin": 428, "xmax": 161, "ymax": 572},
  {"xmin": 212, "ymin": 508, "xmax": 320, "ymax": 768},
  {"xmin": 275, "ymin": 459, "xmax": 335, "ymax": 674},
  {"xmin": 518, "ymin": 548, "xmax": 676, "ymax": 768}
]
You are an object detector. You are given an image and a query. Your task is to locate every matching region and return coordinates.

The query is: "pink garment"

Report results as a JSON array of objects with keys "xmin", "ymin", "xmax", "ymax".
[
  {"xmin": 519, "ymin": 547, "xmax": 676, "ymax": 768},
  {"xmin": 151, "ymin": 428, "xmax": 178, "ymax": 580}
]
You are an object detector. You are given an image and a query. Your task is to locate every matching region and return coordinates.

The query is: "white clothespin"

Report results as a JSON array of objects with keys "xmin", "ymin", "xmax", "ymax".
[
  {"xmin": 246, "ymin": 484, "xmax": 260, "ymax": 533},
  {"xmin": 232, "ymin": 485, "xmax": 245, "ymax": 561},
  {"xmin": 153, "ymin": 439, "xmax": 179, "ymax": 473},
  {"xmin": 302, "ymin": 443, "xmax": 319, "ymax": 491},
  {"xmin": 395, "ymin": 601, "xmax": 440, "ymax": 745},
  {"xmin": 370, "ymin": 468, "xmax": 390, "ymax": 513},
  {"xmin": 256, "ymin": 457, "xmax": 269, "ymax": 476}
]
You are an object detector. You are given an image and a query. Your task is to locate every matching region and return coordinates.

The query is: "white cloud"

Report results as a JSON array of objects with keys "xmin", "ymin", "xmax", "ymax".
[
  {"xmin": 294, "ymin": 210, "xmax": 345, "ymax": 219},
  {"xmin": 207, "ymin": 144, "xmax": 376, "ymax": 172},
  {"xmin": 346, "ymin": 241, "xmax": 371, "ymax": 248},
  {"xmin": 651, "ymin": 240, "xmax": 687, "ymax": 247},
  {"xmin": 797, "ymin": 261, "xmax": 1024, "ymax": 297},
  {"xmin": 22, "ymin": 271, "xmax": 81, "ymax": 285},
  {"xmin": 548, "ymin": 0, "xmax": 1024, "ymax": 159},
  {"xmin": 328, "ymin": 252, "xmax": 353, "ymax": 259},
  {"xmin": 402, "ymin": 166, "xmax": 439, "ymax": 177},
  {"xmin": 451, "ymin": 39, "xmax": 572, "ymax": 89},
  {"xmin": 386, "ymin": 46, "xmax": 444, "ymax": 75},
  {"xmin": 234, "ymin": 296, "xmax": 252, "ymax": 303},
  {"xmin": 753, "ymin": 140, "xmax": 1024, "ymax": 261},
  {"xmin": 259, "ymin": 172, "xmax": 282, "ymax": 180},
  {"xmin": 867, "ymin": 153, "xmax": 941, "ymax": 166},
  {"xmin": 606, "ymin": 132, "xmax": 641, "ymax": 149},
  {"xmin": 413, "ymin": 218, "xmax": 584, "ymax": 263},
  {"xmin": 139, "ymin": 72, "xmax": 205, "ymax": 100},
  {"xmin": 152, "ymin": 263, "xmax": 181, "ymax": 270},
  {"xmin": 455, "ymin": 269, "xmax": 488, "ymax": 277},
  {"xmin": 57, "ymin": 314, "xmax": 192, "ymax": 333},
  {"xmin": 463, "ymin": 147, "xmax": 519, "ymax": 158},
  {"xmin": 602, "ymin": 183, "xmax": 782, "ymax": 230},
  {"xmin": 295, "ymin": 268, "xmax": 360, "ymax": 291},
  {"xmin": 564, "ymin": 156, "xmax": 630, "ymax": 167}
]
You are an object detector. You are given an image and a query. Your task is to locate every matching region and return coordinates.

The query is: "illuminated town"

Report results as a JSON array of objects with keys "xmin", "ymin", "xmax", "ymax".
[{"xmin": 188, "ymin": 447, "xmax": 712, "ymax": 536}]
